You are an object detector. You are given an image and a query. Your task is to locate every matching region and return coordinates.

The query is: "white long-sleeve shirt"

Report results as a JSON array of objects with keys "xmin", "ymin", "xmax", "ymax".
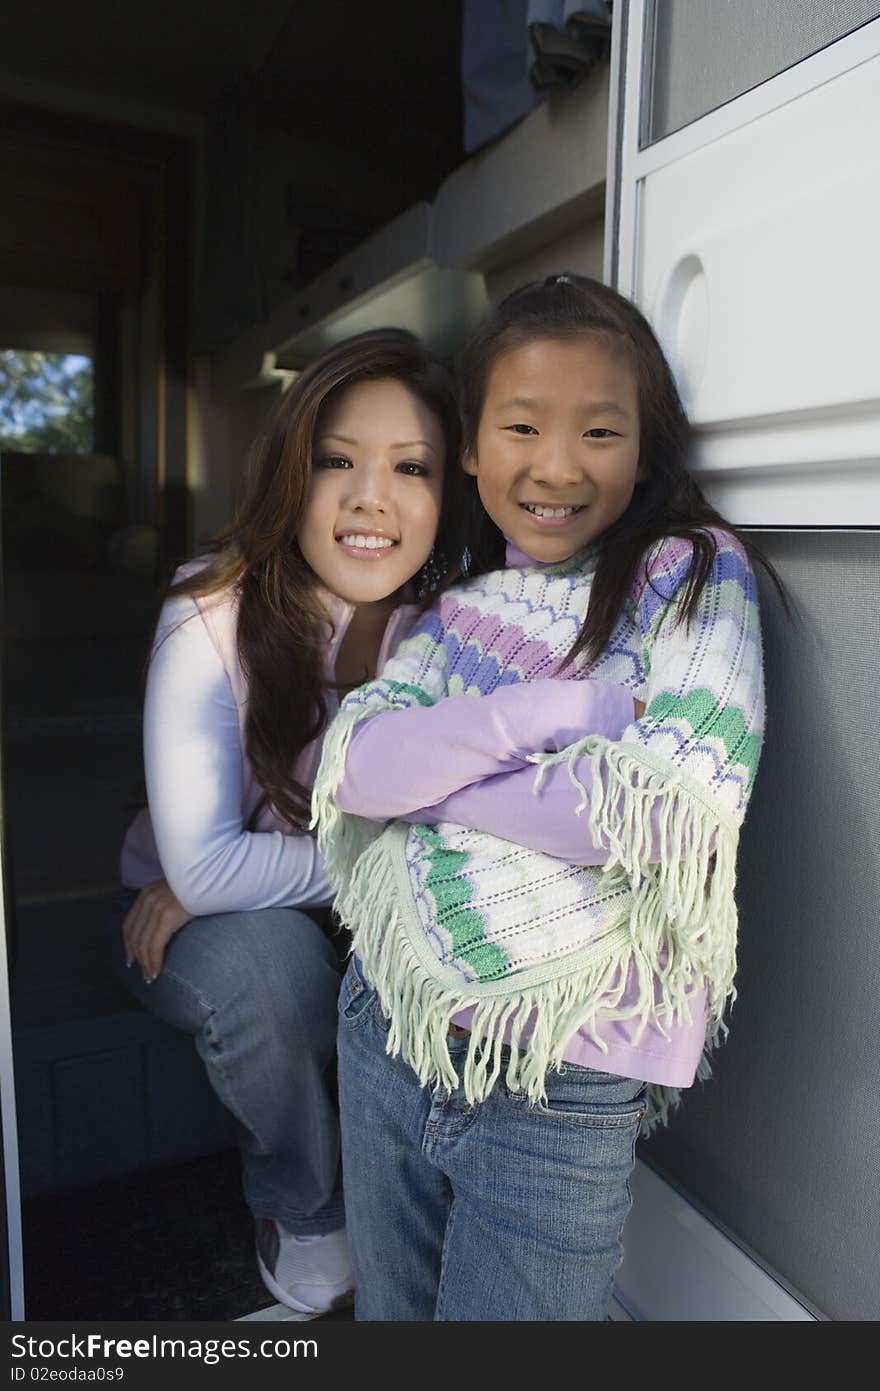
[{"xmin": 120, "ymin": 576, "xmax": 417, "ymax": 918}]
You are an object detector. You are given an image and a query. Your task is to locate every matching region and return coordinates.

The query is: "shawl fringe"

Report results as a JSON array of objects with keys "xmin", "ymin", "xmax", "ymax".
[
  {"xmin": 310, "ymin": 703, "xmax": 387, "ymax": 879},
  {"xmin": 530, "ymin": 734, "xmax": 740, "ymax": 1032}
]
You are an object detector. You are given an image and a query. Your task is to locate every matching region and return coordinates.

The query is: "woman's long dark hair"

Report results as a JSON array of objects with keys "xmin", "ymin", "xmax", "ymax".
[
  {"xmin": 170, "ymin": 329, "xmax": 463, "ymax": 829},
  {"xmin": 459, "ymin": 273, "xmax": 788, "ymax": 668}
]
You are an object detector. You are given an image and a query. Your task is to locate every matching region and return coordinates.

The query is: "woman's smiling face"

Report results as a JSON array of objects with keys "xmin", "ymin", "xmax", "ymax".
[
  {"xmin": 297, "ymin": 376, "xmax": 446, "ymax": 605},
  {"xmin": 464, "ymin": 334, "xmax": 643, "ymax": 564}
]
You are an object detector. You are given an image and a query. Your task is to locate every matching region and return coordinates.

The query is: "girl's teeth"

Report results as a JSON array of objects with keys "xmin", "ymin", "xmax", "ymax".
[
  {"xmin": 340, "ymin": 534, "xmax": 394, "ymax": 550},
  {"xmin": 524, "ymin": 504, "xmax": 579, "ymax": 518}
]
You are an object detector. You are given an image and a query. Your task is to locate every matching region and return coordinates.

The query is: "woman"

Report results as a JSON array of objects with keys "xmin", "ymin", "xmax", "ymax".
[{"xmin": 115, "ymin": 328, "xmax": 462, "ymax": 1318}]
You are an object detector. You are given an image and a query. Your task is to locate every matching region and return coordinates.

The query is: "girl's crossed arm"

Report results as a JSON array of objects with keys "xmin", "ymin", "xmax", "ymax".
[
  {"xmin": 398, "ymin": 535, "xmax": 764, "ymax": 867},
  {"xmin": 334, "ymin": 677, "xmax": 637, "ymax": 819}
]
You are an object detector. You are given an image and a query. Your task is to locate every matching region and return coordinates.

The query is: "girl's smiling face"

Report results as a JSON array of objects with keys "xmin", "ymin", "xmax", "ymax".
[
  {"xmin": 298, "ymin": 376, "xmax": 446, "ymax": 605},
  {"xmin": 464, "ymin": 334, "xmax": 643, "ymax": 563}
]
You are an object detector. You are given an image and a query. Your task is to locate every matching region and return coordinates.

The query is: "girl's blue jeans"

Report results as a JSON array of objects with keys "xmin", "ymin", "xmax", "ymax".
[
  {"xmin": 337, "ymin": 954, "xmax": 646, "ymax": 1321},
  {"xmin": 110, "ymin": 889, "xmax": 346, "ymax": 1235}
]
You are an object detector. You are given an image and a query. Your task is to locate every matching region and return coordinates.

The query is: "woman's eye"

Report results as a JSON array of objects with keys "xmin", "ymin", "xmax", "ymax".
[
  {"xmin": 396, "ymin": 461, "xmax": 429, "ymax": 477},
  {"xmin": 317, "ymin": 455, "xmax": 353, "ymax": 469},
  {"xmin": 584, "ymin": 428, "xmax": 618, "ymax": 439},
  {"xmin": 506, "ymin": 423, "xmax": 538, "ymax": 435}
]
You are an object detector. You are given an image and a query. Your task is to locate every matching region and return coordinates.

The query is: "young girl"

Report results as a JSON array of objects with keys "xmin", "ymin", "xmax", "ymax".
[
  {"xmin": 115, "ymin": 328, "xmax": 462, "ymax": 1318},
  {"xmin": 312, "ymin": 275, "xmax": 773, "ymax": 1321}
]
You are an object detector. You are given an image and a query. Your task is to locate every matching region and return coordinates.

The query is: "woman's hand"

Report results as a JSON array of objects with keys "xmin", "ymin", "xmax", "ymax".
[
  {"xmin": 122, "ymin": 878, "xmax": 192, "ymax": 983},
  {"xmin": 634, "ymin": 698, "xmax": 646, "ymax": 719}
]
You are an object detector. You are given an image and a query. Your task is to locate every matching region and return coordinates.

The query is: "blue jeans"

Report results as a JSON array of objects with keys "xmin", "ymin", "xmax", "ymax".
[
  {"xmin": 111, "ymin": 890, "xmax": 345, "ymax": 1235},
  {"xmin": 337, "ymin": 955, "xmax": 646, "ymax": 1321}
]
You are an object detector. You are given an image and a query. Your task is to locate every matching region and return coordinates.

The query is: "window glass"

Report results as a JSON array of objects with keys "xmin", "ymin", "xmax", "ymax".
[
  {"xmin": 645, "ymin": 0, "xmax": 880, "ymax": 145},
  {"xmin": 0, "ymin": 350, "xmax": 94, "ymax": 455}
]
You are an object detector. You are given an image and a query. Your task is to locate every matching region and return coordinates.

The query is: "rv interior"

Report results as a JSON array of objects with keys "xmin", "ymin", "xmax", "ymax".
[
  {"xmin": 1, "ymin": 0, "xmax": 878, "ymax": 1323},
  {"xmin": 0, "ymin": 0, "xmax": 613, "ymax": 1321}
]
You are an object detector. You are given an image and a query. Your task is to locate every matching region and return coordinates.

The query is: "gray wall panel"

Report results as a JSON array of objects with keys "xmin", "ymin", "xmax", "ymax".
[{"xmin": 643, "ymin": 531, "xmax": 880, "ymax": 1322}]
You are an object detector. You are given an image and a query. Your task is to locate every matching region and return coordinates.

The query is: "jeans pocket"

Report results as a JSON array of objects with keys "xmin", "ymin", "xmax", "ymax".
[
  {"xmin": 337, "ymin": 955, "xmax": 380, "ymax": 1031},
  {"xmin": 524, "ymin": 1066, "xmax": 647, "ymax": 1128}
]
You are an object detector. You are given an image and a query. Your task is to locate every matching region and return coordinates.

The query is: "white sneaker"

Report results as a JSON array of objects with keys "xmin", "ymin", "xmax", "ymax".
[{"xmin": 255, "ymin": 1219, "xmax": 353, "ymax": 1318}]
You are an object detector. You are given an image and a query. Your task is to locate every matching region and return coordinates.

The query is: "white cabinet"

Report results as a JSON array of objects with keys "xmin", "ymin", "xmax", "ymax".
[{"xmin": 614, "ymin": 13, "xmax": 880, "ymax": 523}]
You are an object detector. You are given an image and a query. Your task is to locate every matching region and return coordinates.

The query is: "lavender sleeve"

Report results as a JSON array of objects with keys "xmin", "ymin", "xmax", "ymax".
[
  {"xmin": 397, "ymin": 757, "xmax": 667, "ymax": 865},
  {"xmin": 334, "ymin": 679, "xmax": 635, "ymax": 820}
]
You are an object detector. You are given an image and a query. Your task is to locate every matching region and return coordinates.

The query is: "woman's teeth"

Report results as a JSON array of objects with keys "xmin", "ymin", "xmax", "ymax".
[
  {"xmin": 522, "ymin": 504, "xmax": 581, "ymax": 518},
  {"xmin": 339, "ymin": 534, "xmax": 395, "ymax": 550}
]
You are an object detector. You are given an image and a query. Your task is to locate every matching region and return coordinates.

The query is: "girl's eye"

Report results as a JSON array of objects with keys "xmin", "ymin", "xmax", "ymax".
[
  {"xmin": 317, "ymin": 455, "xmax": 353, "ymax": 469},
  {"xmin": 584, "ymin": 428, "xmax": 618, "ymax": 439},
  {"xmin": 396, "ymin": 461, "xmax": 429, "ymax": 477},
  {"xmin": 506, "ymin": 424, "xmax": 538, "ymax": 436}
]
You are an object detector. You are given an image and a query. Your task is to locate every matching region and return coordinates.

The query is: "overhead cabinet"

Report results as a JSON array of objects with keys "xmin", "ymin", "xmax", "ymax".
[{"xmin": 211, "ymin": 67, "xmax": 610, "ymax": 392}]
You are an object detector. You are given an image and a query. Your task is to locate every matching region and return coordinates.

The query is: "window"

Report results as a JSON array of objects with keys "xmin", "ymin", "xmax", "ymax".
[{"xmin": 0, "ymin": 349, "xmax": 95, "ymax": 455}]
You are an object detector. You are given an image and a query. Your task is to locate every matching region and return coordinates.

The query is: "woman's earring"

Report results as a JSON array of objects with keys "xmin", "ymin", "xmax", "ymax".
[{"xmin": 419, "ymin": 545, "xmax": 443, "ymax": 597}]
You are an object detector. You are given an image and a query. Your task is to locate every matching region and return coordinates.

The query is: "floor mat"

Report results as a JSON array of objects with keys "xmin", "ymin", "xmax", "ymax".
[{"xmin": 22, "ymin": 1148, "xmax": 351, "ymax": 1321}]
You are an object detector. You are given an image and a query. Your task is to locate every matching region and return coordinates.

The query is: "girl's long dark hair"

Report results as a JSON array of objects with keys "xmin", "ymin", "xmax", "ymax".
[
  {"xmin": 459, "ymin": 273, "xmax": 788, "ymax": 668},
  {"xmin": 169, "ymin": 329, "xmax": 463, "ymax": 829}
]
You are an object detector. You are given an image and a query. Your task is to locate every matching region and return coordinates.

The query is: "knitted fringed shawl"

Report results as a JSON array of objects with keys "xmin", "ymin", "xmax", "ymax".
[{"xmin": 312, "ymin": 534, "xmax": 765, "ymax": 1130}]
